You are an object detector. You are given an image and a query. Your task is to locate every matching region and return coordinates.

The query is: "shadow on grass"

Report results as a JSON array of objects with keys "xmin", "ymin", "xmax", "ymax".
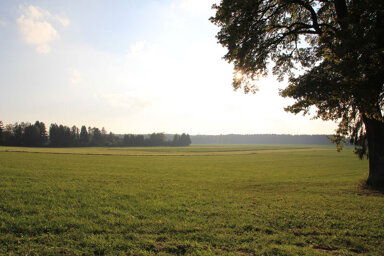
[{"xmin": 357, "ymin": 178, "xmax": 384, "ymax": 196}]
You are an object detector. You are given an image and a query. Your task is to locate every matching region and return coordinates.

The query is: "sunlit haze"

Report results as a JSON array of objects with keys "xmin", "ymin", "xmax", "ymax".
[{"xmin": 0, "ymin": 0, "xmax": 337, "ymax": 135}]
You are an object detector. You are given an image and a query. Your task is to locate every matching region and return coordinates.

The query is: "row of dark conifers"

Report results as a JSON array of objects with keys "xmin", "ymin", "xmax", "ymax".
[{"xmin": 0, "ymin": 121, "xmax": 191, "ymax": 147}]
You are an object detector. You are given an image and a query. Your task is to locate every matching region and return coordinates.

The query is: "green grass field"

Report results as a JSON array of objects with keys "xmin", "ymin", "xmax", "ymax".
[{"xmin": 0, "ymin": 145, "xmax": 383, "ymax": 255}]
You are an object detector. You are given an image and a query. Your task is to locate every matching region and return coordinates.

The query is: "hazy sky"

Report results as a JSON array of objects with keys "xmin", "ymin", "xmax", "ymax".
[{"xmin": 0, "ymin": 0, "xmax": 337, "ymax": 135}]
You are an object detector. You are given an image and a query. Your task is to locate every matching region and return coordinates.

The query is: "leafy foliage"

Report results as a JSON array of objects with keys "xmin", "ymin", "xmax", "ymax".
[
  {"xmin": 0, "ymin": 121, "xmax": 47, "ymax": 147},
  {"xmin": 211, "ymin": 0, "xmax": 384, "ymax": 186},
  {"xmin": 210, "ymin": 0, "xmax": 384, "ymax": 155}
]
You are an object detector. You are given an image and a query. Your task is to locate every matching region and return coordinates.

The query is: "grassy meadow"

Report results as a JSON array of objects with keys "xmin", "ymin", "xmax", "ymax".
[{"xmin": 0, "ymin": 145, "xmax": 383, "ymax": 255}]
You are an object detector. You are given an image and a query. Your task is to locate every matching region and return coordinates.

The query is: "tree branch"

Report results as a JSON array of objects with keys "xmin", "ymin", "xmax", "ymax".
[{"xmin": 288, "ymin": 0, "xmax": 323, "ymax": 34}]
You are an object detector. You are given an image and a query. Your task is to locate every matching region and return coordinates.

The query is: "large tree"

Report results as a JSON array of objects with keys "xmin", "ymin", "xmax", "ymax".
[
  {"xmin": 23, "ymin": 124, "xmax": 41, "ymax": 146},
  {"xmin": 34, "ymin": 121, "xmax": 47, "ymax": 146},
  {"xmin": 79, "ymin": 125, "xmax": 89, "ymax": 146},
  {"xmin": 211, "ymin": 0, "xmax": 384, "ymax": 186}
]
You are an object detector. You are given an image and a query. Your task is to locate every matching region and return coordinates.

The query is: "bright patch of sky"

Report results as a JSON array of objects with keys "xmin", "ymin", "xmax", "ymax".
[{"xmin": 0, "ymin": 0, "xmax": 337, "ymax": 134}]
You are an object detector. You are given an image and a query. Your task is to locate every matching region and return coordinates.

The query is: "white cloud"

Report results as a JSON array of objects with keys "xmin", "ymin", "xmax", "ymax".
[
  {"xmin": 70, "ymin": 69, "xmax": 82, "ymax": 85},
  {"xmin": 17, "ymin": 5, "xmax": 69, "ymax": 54},
  {"xmin": 129, "ymin": 40, "xmax": 146, "ymax": 55},
  {"xmin": 28, "ymin": 5, "xmax": 45, "ymax": 19},
  {"xmin": 17, "ymin": 16, "xmax": 58, "ymax": 44},
  {"xmin": 36, "ymin": 44, "xmax": 51, "ymax": 54},
  {"xmin": 54, "ymin": 15, "xmax": 70, "ymax": 27},
  {"xmin": 0, "ymin": 20, "xmax": 7, "ymax": 26}
]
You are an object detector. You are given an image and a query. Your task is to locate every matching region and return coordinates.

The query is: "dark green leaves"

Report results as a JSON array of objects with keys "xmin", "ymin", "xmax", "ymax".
[{"xmin": 211, "ymin": 0, "xmax": 384, "ymax": 158}]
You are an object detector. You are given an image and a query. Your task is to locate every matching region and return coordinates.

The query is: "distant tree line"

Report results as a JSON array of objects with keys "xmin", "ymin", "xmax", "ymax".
[
  {"xmin": 191, "ymin": 134, "xmax": 342, "ymax": 145},
  {"xmin": 0, "ymin": 121, "xmax": 191, "ymax": 147}
]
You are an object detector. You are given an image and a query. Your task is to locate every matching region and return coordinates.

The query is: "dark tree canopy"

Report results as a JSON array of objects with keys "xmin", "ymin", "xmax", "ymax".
[
  {"xmin": 79, "ymin": 125, "xmax": 89, "ymax": 145},
  {"xmin": 211, "ymin": 0, "xmax": 384, "ymax": 186},
  {"xmin": 0, "ymin": 121, "xmax": 192, "ymax": 148}
]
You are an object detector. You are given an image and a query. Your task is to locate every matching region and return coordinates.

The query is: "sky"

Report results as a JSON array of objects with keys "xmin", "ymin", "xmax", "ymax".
[{"xmin": 0, "ymin": 0, "xmax": 337, "ymax": 135}]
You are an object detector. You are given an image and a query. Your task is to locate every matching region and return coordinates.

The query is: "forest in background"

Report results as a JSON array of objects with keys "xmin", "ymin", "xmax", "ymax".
[
  {"xmin": 0, "ymin": 121, "xmax": 341, "ymax": 147},
  {"xmin": 0, "ymin": 121, "xmax": 191, "ymax": 147},
  {"xmin": 190, "ymin": 134, "xmax": 336, "ymax": 145}
]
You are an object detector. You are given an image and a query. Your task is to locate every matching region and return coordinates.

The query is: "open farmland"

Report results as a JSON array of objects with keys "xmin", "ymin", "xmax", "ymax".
[{"xmin": 0, "ymin": 145, "xmax": 383, "ymax": 255}]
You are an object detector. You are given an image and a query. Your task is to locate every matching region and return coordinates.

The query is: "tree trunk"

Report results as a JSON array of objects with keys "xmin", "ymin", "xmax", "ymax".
[{"xmin": 364, "ymin": 116, "xmax": 384, "ymax": 187}]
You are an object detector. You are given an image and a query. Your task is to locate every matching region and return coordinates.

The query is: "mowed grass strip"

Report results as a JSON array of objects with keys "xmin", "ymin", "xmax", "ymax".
[
  {"xmin": 0, "ymin": 146, "xmax": 383, "ymax": 255},
  {"xmin": 0, "ymin": 145, "xmax": 330, "ymax": 156}
]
